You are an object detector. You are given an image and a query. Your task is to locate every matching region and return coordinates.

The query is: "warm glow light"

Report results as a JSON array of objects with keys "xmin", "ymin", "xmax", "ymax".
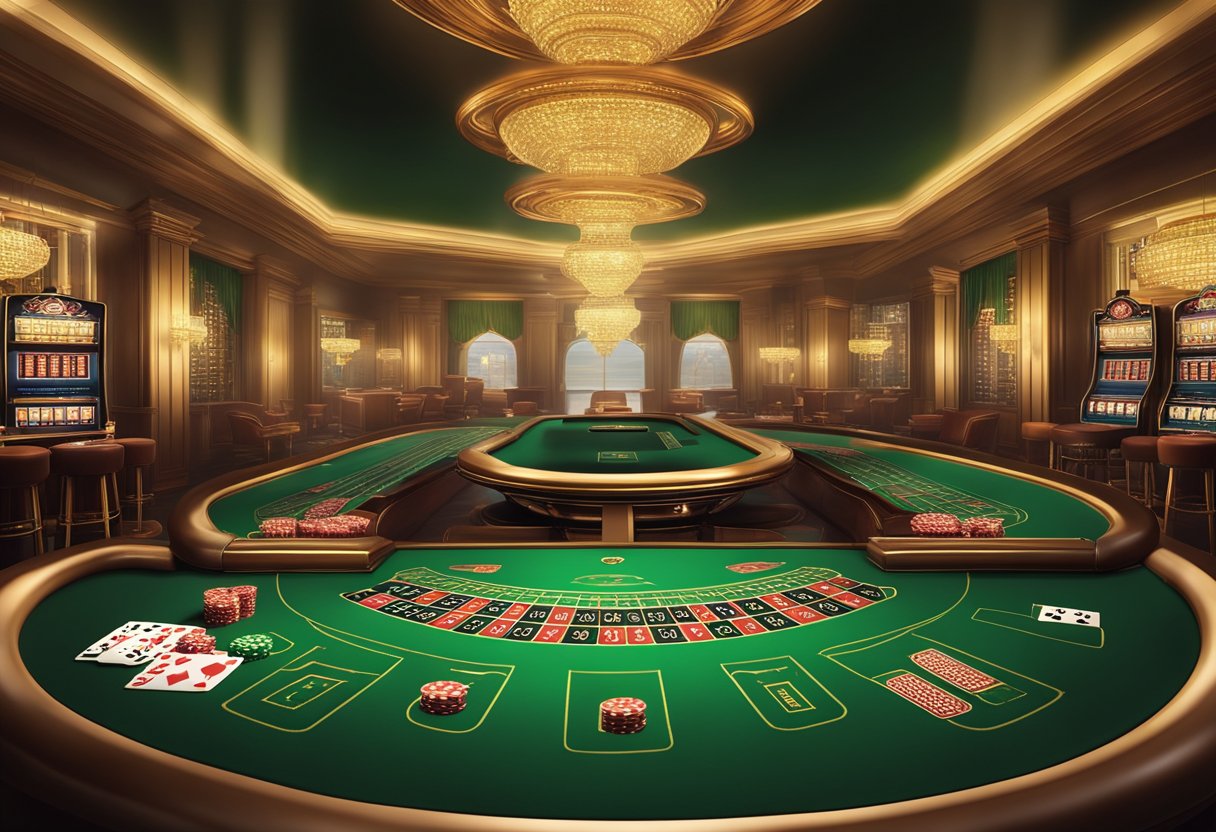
[
  {"xmin": 170, "ymin": 313, "xmax": 208, "ymax": 346},
  {"xmin": 561, "ymin": 219, "xmax": 645, "ymax": 296},
  {"xmin": 989, "ymin": 323, "xmax": 1018, "ymax": 341},
  {"xmin": 575, "ymin": 295, "xmax": 641, "ymax": 351},
  {"xmin": 499, "ymin": 94, "xmax": 711, "ymax": 176},
  {"xmin": 321, "ymin": 337, "xmax": 362, "ymax": 366},
  {"xmin": 1134, "ymin": 214, "xmax": 1216, "ymax": 291},
  {"xmin": 758, "ymin": 346, "xmax": 801, "ymax": 363},
  {"xmin": 0, "ymin": 218, "xmax": 51, "ymax": 281},
  {"xmin": 847, "ymin": 339, "xmax": 891, "ymax": 356},
  {"xmin": 507, "ymin": 0, "xmax": 720, "ymax": 64}
]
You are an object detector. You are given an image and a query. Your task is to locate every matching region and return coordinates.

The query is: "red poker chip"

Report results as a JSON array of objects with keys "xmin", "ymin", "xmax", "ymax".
[
  {"xmin": 304, "ymin": 498, "xmax": 352, "ymax": 519},
  {"xmin": 258, "ymin": 518, "xmax": 298, "ymax": 537},
  {"xmin": 421, "ymin": 680, "xmax": 469, "ymax": 698},
  {"xmin": 910, "ymin": 513, "xmax": 964, "ymax": 536},
  {"xmin": 600, "ymin": 697, "xmax": 647, "ymax": 716},
  {"xmin": 962, "ymin": 517, "xmax": 1005, "ymax": 538}
]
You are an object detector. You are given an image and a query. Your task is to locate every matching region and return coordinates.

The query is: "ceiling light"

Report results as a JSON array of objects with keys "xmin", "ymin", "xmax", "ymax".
[
  {"xmin": 507, "ymin": 0, "xmax": 720, "ymax": 65},
  {"xmin": 847, "ymin": 339, "xmax": 891, "ymax": 356},
  {"xmin": 321, "ymin": 337, "xmax": 363, "ymax": 366},
  {"xmin": 1134, "ymin": 214, "xmax": 1216, "ymax": 291},
  {"xmin": 506, "ymin": 174, "xmax": 705, "ymax": 226},
  {"xmin": 0, "ymin": 216, "xmax": 51, "ymax": 281},
  {"xmin": 758, "ymin": 347, "xmax": 801, "ymax": 363},
  {"xmin": 562, "ymin": 231, "xmax": 645, "ymax": 297},
  {"xmin": 500, "ymin": 94, "xmax": 711, "ymax": 176},
  {"xmin": 575, "ymin": 295, "xmax": 641, "ymax": 346}
]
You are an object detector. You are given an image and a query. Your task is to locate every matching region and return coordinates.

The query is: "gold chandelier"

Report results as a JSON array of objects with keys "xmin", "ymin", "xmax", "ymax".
[
  {"xmin": 0, "ymin": 215, "xmax": 51, "ymax": 281},
  {"xmin": 758, "ymin": 346, "xmax": 800, "ymax": 363},
  {"xmin": 321, "ymin": 337, "xmax": 362, "ymax": 366},
  {"xmin": 562, "ymin": 227, "xmax": 645, "ymax": 297},
  {"xmin": 575, "ymin": 294, "xmax": 641, "ymax": 348},
  {"xmin": 507, "ymin": 0, "xmax": 720, "ymax": 65},
  {"xmin": 847, "ymin": 338, "xmax": 891, "ymax": 356},
  {"xmin": 1134, "ymin": 213, "xmax": 1216, "ymax": 291}
]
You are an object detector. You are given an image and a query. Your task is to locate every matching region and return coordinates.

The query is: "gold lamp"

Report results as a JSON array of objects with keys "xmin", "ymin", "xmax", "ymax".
[
  {"xmin": 1134, "ymin": 213, "xmax": 1216, "ymax": 291},
  {"xmin": 0, "ymin": 215, "xmax": 51, "ymax": 281},
  {"xmin": 506, "ymin": 0, "xmax": 721, "ymax": 65}
]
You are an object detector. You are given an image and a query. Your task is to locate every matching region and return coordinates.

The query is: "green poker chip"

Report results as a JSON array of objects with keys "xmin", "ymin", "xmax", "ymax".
[{"xmin": 228, "ymin": 633, "xmax": 275, "ymax": 660}]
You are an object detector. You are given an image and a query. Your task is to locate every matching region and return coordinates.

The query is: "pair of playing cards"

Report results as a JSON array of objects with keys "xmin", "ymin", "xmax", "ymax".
[
  {"xmin": 75, "ymin": 621, "xmax": 204, "ymax": 665},
  {"xmin": 125, "ymin": 652, "xmax": 243, "ymax": 692},
  {"xmin": 1036, "ymin": 605, "xmax": 1101, "ymax": 627}
]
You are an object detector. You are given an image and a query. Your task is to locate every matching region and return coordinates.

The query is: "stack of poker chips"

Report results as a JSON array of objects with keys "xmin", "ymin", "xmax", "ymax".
[
  {"xmin": 298, "ymin": 515, "xmax": 370, "ymax": 538},
  {"xmin": 909, "ymin": 513, "xmax": 964, "ymax": 537},
  {"xmin": 202, "ymin": 585, "xmax": 258, "ymax": 626},
  {"xmin": 303, "ymin": 498, "xmax": 351, "ymax": 519},
  {"xmin": 259, "ymin": 517, "xmax": 298, "ymax": 537},
  {"xmin": 961, "ymin": 516, "xmax": 1005, "ymax": 538},
  {"xmin": 419, "ymin": 680, "xmax": 468, "ymax": 716},
  {"xmin": 600, "ymin": 697, "xmax": 647, "ymax": 735},
  {"xmin": 228, "ymin": 633, "xmax": 274, "ymax": 661},
  {"xmin": 174, "ymin": 632, "xmax": 217, "ymax": 654}
]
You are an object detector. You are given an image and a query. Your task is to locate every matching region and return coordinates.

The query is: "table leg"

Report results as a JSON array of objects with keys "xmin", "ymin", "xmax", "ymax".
[{"xmin": 601, "ymin": 504, "xmax": 634, "ymax": 544}]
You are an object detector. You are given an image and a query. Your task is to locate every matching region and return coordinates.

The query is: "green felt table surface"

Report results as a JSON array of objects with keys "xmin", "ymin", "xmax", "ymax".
[
  {"xmin": 755, "ymin": 429, "xmax": 1110, "ymax": 539},
  {"xmin": 20, "ymin": 546, "xmax": 1197, "ymax": 821},
  {"xmin": 489, "ymin": 417, "xmax": 757, "ymax": 474}
]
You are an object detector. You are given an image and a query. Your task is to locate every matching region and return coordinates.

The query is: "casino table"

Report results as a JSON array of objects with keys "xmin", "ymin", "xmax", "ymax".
[
  {"xmin": 2, "ymin": 539, "xmax": 1215, "ymax": 830},
  {"xmin": 3, "ymin": 420, "xmax": 1215, "ymax": 830}
]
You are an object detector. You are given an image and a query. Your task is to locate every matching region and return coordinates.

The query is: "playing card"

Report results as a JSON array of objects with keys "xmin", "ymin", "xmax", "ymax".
[
  {"xmin": 96, "ymin": 625, "xmax": 204, "ymax": 665},
  {"xmin": 1036, "ymin": 605, "xmax": 1101, "ymax": 627},
  {"xmin": 125, "ymin": 652, "xmax": 244, "ymax": 692},
  {"xmin": 76, "ymin": 621, "xmax": 172, "ymax": 662}
]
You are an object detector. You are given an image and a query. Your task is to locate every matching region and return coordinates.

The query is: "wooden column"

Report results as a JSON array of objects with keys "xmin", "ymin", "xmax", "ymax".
[
  {"xmin": 293, "ymin": 287, "xmax": 320, "ymax": 407},
  {"xmin": 637, "ymin": 296, "xmax": 669, "ymax": 412},
  {"xmin": 521, "ymin": 297, "xmax": 558, "ymax": 409},
  {"xmin": 804, "ymin": 296, "xmax": 852, "ymax": 390},
  {"xmin": 909, "ymin": 267, "xmax": 960, "ymax": 413},
  {"xmin": 243, "ymin": 256, "xmax": 298, "ymax": 410},
  {"xmin": 739, "ymin": 289, "xmax": 769, "ymax": 408},
  {"xmin": 131, "ymin": 198, "xmax": 200, "ymax": 489},
  {"xmin": 1012, "ymin": 207, "xmax": 1069, "ymax": 424},
  {"xmin": 400, "ymin": 296, "xmax": 442, "ymax": 391}
]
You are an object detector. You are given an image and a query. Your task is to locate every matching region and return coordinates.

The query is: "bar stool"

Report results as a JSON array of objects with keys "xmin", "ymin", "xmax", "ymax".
[
  {"xmin": 1120, "ymin": 436, "xmax": 1159, "ymax": 510},
  {"xmin": 1021, "ymin": 421, "xmax": 1057, "ymax": 467},
  {"xmin": 1050, "ymin": 423, "xmax": 1133, "ymax": 484},
  {"xmin": 304, "ymin": 403, "xmax": 327, "ymax": 435},
  {"xmin": 0, "ymin": 446, "xmax": 51, "ymax": 557},
  {"xmin": 1159, "ymin": 434, "xmax": 1216, "ymax": 555},
  {"xmin": 512, "ymin": 401, "xmax": 538, "ymax": 416},
  {"xmin": 115, "ymin": 437, "xmax": 159, "ymax": 537},
  {"xmin": 50, "ymin": 441, "xmax": 124, "ymax": 549}
]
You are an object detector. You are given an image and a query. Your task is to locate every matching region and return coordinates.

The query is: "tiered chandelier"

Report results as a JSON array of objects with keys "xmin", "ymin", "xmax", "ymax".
[
  {"xmin": 1134, "ymin": 213, "xmax": 1216, "ymax": 291},
  {"xmin": 0, "ymin": 213, "xmax": 51, "ymax": 281},
  {"xmin": 400, "ymin": 1, "xmax": 818, "ymax": 352}
]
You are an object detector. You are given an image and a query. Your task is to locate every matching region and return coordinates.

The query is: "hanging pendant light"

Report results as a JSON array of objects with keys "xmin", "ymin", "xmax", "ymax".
[
  {"xmin": 0, "ymin": 214, "xmax": 51, "ymax": 281},
  {"xmin": 1134, "ymin": 213, "xmax": 1216, "ymax": 291}
]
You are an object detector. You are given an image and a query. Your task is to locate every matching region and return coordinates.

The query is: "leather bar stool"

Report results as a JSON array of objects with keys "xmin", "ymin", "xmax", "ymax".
[
  {"xmin": 1049, "ymin": 423, "xmax": 1133, "ymax": 484},
  {"xmin": 0, "ymin": 446, "xmax": 51, "ymax": 557},
  {"xmin": 115, "ymin": 438, "xmax": 158, "ymax": 536},
  {"xmin": 50, "ymin": 441, "xmax": 124, "ymax": 549},
  {"xmin": 1120, "ymin": 435, "xmax": 1159, "ymax": 510},
  {"xmin": 304, "ymin": 403, "xmax": 327, "ymax": 435},
  {"xmin": 1021, "ymin": 421, "xmax": 1058, "ymax": 468},
  {"xmin": 1159, "ymin": 434, "xmax": 1216, "ymax": 555}
]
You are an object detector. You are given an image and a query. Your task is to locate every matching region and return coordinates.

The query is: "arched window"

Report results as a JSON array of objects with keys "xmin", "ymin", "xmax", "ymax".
[
  {"xmin": 678, "ymin": 333, "xmax": 733, "ymax": 389},
  {"xmin": 564, "ymin": 339, "xmax": 645, "ymax": 413},
  {"xmin": 465, "ymin": 332, "xmax": 517, "ymax": 389}
]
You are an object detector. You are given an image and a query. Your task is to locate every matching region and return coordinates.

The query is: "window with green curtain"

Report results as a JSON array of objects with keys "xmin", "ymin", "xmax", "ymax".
[
  {"xmin": 670, "ymin": 300, "xmax": 739, "ymax": 341},
  {"xmin": 962, "ymin": 252, "xmax": 1016, "ymax": 328},
  {"xmin": 188, "ymin": 254, "xmax": 244, "ymax": 402},
  {"xmin": 447, "ymin": 300, "xmax": 524, "ymax": 343}
]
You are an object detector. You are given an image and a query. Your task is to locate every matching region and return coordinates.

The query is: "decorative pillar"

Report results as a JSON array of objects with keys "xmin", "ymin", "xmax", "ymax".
[
  {"xmin": 400, "ymin": 296, "xmax": 442, "ymax": 390},
  {"xmin": 244, "ymin": 255, "xmax": 298, "ymax": 410},
  {"xmin": 294, "ymin": 287, "xmax": 320, "ymax": 406},
  {"xmin": 739, "ymin": 289, "xmax": 768, "ymax": 407},
  {"xmin": 908, "ymin": 266, "xmax": 960, "ymax": 413},
  {"xmin": 521, "ymin": 297, "xmax": 559, "ymax": 408},
  {"xmin": 131, "ymin": 198, "xmax": 200, "ymax": 489},
  {"xmin": 804, "ymin": 296, "xmax": 851, "ymax": 389},
  {"xmin": 636, "ymin": 296, "xmax": 668, "ymax": 412},
  {"xmin": 1012, "ymin": 207, "xmax": 1069, "ymax": 424}
]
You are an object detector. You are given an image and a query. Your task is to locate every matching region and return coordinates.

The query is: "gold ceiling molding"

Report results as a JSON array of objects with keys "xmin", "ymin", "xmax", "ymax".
[
  {"xmin": 456, "ymin": 66, "xmax": 752, "ymax": 169},
  {"xmin": 392, "ymin": 0, "xmax": 823, "ymax": 62},
  {"xmin": 506, "ymin": 174, "xmax": 704, "ymax": 225}
]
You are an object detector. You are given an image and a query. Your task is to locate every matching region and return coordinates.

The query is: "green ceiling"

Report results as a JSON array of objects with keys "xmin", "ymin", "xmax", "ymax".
[{"xmin": 52, "ymin": 0, "xmax": 1180, "ymax": 243}]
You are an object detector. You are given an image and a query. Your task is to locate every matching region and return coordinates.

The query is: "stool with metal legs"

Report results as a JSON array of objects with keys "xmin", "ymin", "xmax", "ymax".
[
  {"xmin": 1050, "ymin": 423, "xmax": 1133, "ymax": 484},
  {"xmin": 115, "ymin": 437, "xmax": 159, "ymax": 537},
  {"xmin": 1021, "ymin": 421, "xmax": 1057, "ymax": 468},
  {"xmin": 50, "ymin": 441, "xmax": 124, "ymax": 549},
  {"xmin": 1159, "ymin": 434, "xmax": 1216, "ymax": 555},
  {"xmin": 1120, "ymin": 435, "xmax": 1159, "ymax": 511},
  {"xmin": 0, "ymin": 446, "xmax": 51, "ymax": 557}
]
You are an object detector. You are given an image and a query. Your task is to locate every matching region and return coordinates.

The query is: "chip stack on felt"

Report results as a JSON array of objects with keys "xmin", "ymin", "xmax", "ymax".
[
  {"xmin": 259, "ymin": 517, "xmax": 297, "ymax": 537},
  {"xmin": 961, "ymin": 517, "xmax": 1005, "ymax": 537},
  {"xmin": 298, "ymin": 515, "xmax": 370, "ymax": 538},
  {"xmin": 202, "ymin": 585, "xmax": 258, "ymax": 626},
  {"xmin": 303, "ymin": 498, "xmax": 351, "ymax": 519},
  {"xmin": 419, "ymin": 680, "xmax": 468, "ymax": 715},
  {"xmin": 228, "ymin": 633, "xmax": 274, "ymax": 661},
  {"xmin": 173, "ymin": 632, "xmax": 217, "ymax": 654},
  {"xmin": 600, "ymin": 697, "xmax": 647, "ymax": 734},
  {"xmin": 910, "ymin": 513, "xmax": 964, "ymax": 536}
]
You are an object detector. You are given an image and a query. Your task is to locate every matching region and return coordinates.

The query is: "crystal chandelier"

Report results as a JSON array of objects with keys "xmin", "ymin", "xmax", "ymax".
[
  {"xmin": 575, "ymin": 295, "xmax": 641, "ymax": 348},
  {"xmin": 507, "ymin": 0, "xmax": 721, "ymax": 65},
  {"xmin": 499, "ymin": 93, "xmax": 711, "ymax": 176},
  {"xmin": 321, "ymin": 337, "xmax": 362, "ymax": 366},
  {"xmin": 170, "ymin": 313, "xmax": 209, "ymax": 346},
  {"xmin": 0, "ymin": 215, "xmax": 51, "ymax": 281},
  {"xmin": 847, "ymin": 338, "xmax": 891, "ymax": 356},
  {"xmin": 1134, "ymin": 213, "xmax": 1216, "ymax": 291},
  {"xmin": 758, "ymin": 347, "xmax": 800, "ymax": 363},
  {"xmin": 562, "ymin": 230, "xmax": 645, "ymax": 296}
]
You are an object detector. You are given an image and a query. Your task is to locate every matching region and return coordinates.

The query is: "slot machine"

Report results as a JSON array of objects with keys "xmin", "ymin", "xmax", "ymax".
[
  {"xmin": 1, "ymin": 292, "xmax": 109, "ymax": 440},
  {"xmin": 1160, "ymin": 284, "xmax": 1216, "ymax": 434},
  {"xmin": 1080, "ymin": 291, "xmax": 1164, "ymax": 430}
]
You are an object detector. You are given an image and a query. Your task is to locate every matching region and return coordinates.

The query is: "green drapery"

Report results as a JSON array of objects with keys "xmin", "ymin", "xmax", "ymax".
[
  {"xmin": 189, "ymin": 254, "xmax": 243, "ymax": 333},
  {"xmin": 670, "ymin": 300, "xmax": 739, "ymax": 341},
  {"xmin": 962, "ymin": 252, "xmax": 1016, "ymax": 328},
  {"xmin": 447, "ymin": 300, "xmax": 524, "ymax": 343}
]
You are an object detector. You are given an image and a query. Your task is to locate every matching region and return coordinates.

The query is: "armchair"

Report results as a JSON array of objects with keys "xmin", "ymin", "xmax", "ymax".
[{"xmin": 227, "ymin": 412, "xmax": 301, "ymax": 462}]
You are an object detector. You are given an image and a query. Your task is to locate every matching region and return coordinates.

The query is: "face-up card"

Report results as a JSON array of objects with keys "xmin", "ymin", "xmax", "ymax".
[
  {"xmin": 96, "ymin": 625, "xmax": 204, "ymax": 665},
  {"xmin": 125, "ymin": 652, "xmax": 243, "ymax": 692},
  {"xmin": 76, "ymin": 621, "xmax": 173, "ymax": 662},
  {"xmin": 1037, "ymin": 605, "xmax": 1100, "ymax": 627}
]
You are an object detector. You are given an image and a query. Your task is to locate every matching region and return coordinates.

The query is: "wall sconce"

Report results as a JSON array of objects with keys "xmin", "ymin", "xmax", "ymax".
[
  {"xmin": 322, "ymin": 337, "xmax": 362, "ymax": 366},
  {"xmin": 170, "ymin": 313, "xmax": 208, "ymax": 347}
]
